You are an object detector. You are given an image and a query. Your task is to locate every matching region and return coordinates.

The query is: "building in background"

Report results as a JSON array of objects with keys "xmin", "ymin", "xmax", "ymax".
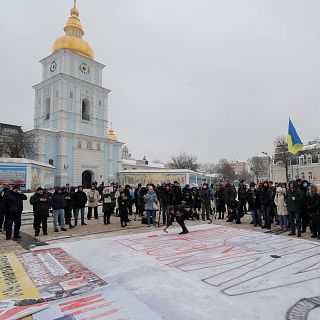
[
  {"xmin": 121, "ymin": 145, "xmax": 166, "ymax": 171},
  {"xmin": 271, "ymin": 140, "xmax": 320, "ymax": 184},
  {"xmin": 27, "ymin": 4, "xmax": 123, "ymax": 188},
  {"xmin": 118, "ymin": 169, "xmax": 218, "ymax": 187}
]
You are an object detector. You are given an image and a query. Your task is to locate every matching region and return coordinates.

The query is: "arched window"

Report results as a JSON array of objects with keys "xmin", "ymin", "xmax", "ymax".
[
  {"xmin": 45, "ymin": 97, "xmax": 50, "ymax": 120},
  {"xmin": 97, "ymin": 143, "xmax": 101, "ymax": 151},
  {"xmin": 82, "ymin": 99, "xmax": 90, "ymax": 121},
  {"xmin": 306, "ymin": 154, "xmax": 312, "ymax": 165},
  {"xmin": 49, "ymin": 159, "xmax": 53, "ymax": 166}
]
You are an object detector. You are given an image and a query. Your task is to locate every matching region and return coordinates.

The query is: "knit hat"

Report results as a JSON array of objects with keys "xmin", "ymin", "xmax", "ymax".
[{"xmin": 276, "ymin": 187, "xmax": 282, "ymax": 193}]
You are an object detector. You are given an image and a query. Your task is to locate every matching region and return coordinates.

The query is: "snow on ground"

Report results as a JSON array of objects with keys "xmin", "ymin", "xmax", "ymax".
[{"xmin": 42, "ymin": 224, "xmax": 320, "ymax": 320}]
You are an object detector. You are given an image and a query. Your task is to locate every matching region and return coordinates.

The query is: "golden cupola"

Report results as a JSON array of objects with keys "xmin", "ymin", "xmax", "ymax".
[
  {"xmin": 107, "ymin": 128, "xmax": 117, "ymax": 141},
  {"xmin": 52, "ymin": 3, "xmax": 94, "ymax": 59}
]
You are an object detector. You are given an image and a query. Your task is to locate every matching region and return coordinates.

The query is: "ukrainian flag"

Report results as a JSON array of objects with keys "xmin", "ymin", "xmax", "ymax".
[{"xmin": 287, "ymin": 118, "xmax": 303, "ymax": 154}]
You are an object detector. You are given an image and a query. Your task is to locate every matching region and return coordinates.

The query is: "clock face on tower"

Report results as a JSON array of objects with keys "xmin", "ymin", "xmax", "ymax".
[
  {"xmin": 50, "ymin": 61, "xmax": 57, "ymax": 72},
  {"xmin": 79, "ymin": 62, "xmax": 90, "ymax": 74}
]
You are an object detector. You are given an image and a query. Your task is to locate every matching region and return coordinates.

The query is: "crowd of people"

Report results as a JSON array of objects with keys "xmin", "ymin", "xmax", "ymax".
[{"xmin": 1, "ymin": 177, "xmax": 320, "ymax": 239}]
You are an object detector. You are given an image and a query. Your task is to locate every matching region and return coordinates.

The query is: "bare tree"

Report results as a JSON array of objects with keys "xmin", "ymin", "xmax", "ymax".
[
  {"xmin": 200, "ymin": 163, "xmax": 217, "ymax": 174},
  {"xmin": 1, "ymin": 132, "xmax": 35, "ymax": 158},
  {"xmin": 236, "ymin": 169, "xmax": 253, "ymax": 182},
  {"xmin": 249, "ymin": 157, "xmax": 265, "ymax": 183},
  {"xmin": 273, "ymin": 135, "xmax": 289, "ymax": 182},
  {"xmin": 168, "ymin": 152, "xmax": 199, "ymax": 171},
  {"xmin": 215, "ymin": 159, "xmax": 237, "ymax": 181}
]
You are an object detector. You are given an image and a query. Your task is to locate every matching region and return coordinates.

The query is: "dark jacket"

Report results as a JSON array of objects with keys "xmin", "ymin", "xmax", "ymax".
[
  {"xmin": 171, "ymin": 186, "xmax": 183, "ymax": 205},
  {"xmin": 51, "ymin": 192, "xmax": 66, "ymax": 210},
  {"xmin": 73, "ymin": 190, "xmax": 87, "ymax": 208},
  {"xmin": 102, "ymin": 193, "xmax": 115, "ymax": 212},
  {"xmin": 247, "ymin": 188, "xmax": 261, "ymax": 210},
  {"xmin": 286, "ymin": 188, "xmax": 303, "ymax": 213},
  {"xmin": 0, "ymin": 188, "xmax": 10, "ymax": 211},
  {"xmin": 161, "ymin": 188, "xmax": 173, "ymax": 206},
  {"xmin": 223, "ymin": 185, "xmax": 237, "ymax": 206},
  {"xmin": 118, "ymin": 195, "xmax": 129, "ymax": 217},
  {"xmin": 238, "ymin": 185, "xmax": 248, "ymax": 202},
  {"xmin": 215, "ymin": 188, "xmax": 226, "ymax": 213},
  {"xmin": 199, "ymin": 188, "xmax": 211, "ymax": 205},
  {"xmin": 261, "ymin": 187, "xmax": 273, "ymax": 207},
  {"xmin": 30, "ymin": 193, "xmax": 51, "ymax": 216},
  {"xmin": 4, "ymin": 191, "xmax": 27, "ymax": 215}
]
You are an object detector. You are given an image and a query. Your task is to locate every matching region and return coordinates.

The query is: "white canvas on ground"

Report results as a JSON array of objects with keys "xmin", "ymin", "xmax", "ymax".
[{"xmin": 43, "ymin": 225, "xmax": 320, "ymax": 320}]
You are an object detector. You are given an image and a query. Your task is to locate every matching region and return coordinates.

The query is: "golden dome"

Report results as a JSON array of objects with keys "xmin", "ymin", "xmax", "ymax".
[
  {"xmin": 52, "ymin": 4, "xmax": 94, "ymax": 59},
  {"xmin": 107, "ymin": 128, "xmax": 117, "ymax": 141}
]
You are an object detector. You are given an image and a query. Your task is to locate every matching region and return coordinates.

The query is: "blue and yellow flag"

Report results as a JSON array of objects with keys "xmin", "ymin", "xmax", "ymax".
[{"xmin": 287, "ymin": 118, "xmax": 303, "ymax": 154}]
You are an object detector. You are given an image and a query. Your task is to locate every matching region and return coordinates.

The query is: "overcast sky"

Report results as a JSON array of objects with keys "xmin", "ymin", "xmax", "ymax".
[{"xmin": 1, "ymin": 0, "xmax": 320, "ymax": 164}]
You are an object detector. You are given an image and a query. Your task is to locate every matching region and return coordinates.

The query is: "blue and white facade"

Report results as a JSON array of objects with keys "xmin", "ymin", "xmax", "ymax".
[{"xmin": 28, "ymin": 48, "xmax": 122, "ymax": 187}]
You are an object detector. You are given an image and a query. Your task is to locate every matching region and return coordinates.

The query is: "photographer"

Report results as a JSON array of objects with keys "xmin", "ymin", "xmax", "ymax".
[{"xmin": 164, "ymin": 202, "xmax": 191, "ymax": 235}]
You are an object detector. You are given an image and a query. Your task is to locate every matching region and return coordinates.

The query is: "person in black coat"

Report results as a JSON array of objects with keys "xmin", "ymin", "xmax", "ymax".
[
  {"xmin": 0, "ymin": 185, "xmax": 10, "ymax": 232},
  {"xmin": 171, "ymin": 181, "xmax": 183, "ymax": 205},
  {"xmin": 247, "ymin": 183, "xmax": 262, "ymax": 227},
  {"xmin": 102, "ymin": 187, "xmax": 115, "ymax": 224},
  {"xmin": 286, "ymin": 181, "xmax": 303, "ymax": 237},
  {"xmin": 164, "ymin": 203, "xmax": 192, "ymax": 234},
  {"xmin": 260, "ymin": 181, "xmax": 273, "ymax": 230},
  {"xmin": 63, "ymin": 187, "xmax": 75, "ymax": 229},
  {"xmin": 73, "ymin": 186, "xmax": 87, "ymax": 225},
  {"xmin": 118, "ymin": 192, "xmax": 129, "ymax": 228},
  {"xmin": 4, "ymin": 185, "xmax": 27, "ymax": 240},
  {"xmin": 215, "ymin": 184, "xmax": 226, "ymax": 219},
  {"xmin": 30, "ymin": 187, "xmax": 51, "ymax": 236},
  {"xmin": 223, "ymin": 181, "xmax": 237, "ymax": 210},
  {"xmin": 160, "ymin": 184, "xmax": 173, "ymax": 224},
  {"xmin": 306, "ymin": 184, "xmax": 320, "ymax": 238}
]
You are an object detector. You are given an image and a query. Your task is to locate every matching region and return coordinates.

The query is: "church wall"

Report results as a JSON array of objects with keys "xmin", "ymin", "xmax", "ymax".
[
  {"xmin": 113, "ymin": 145, "xmax": 118, "ymax": 179},
  {"xmin": 44, "ymin": 135, "xmax": 59, "ymax": 167},
  {"xmin": 73, "ymin": 147, "xmax": 105, "ymax": 186},
  {"xmin": 104, "ymin": 142, "xmax": 109, "ymax": 183},
  {"xmin": 67, "ymin": 138, "xmax": 74, "ymax": 184}
]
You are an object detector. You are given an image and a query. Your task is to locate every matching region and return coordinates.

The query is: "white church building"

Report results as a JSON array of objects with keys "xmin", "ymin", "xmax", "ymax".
[{"xmin": 28, "ymin": 3, "xmax": 122, "ymax": 188}]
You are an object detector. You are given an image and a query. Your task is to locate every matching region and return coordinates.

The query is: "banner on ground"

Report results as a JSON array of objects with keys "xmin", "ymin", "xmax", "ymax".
[
  {"xmin": 17, "ymin": 248, "xmax": 107, "ymax": 301},
  {"xmin": 33, "ymin": 285, "xmax": 162, "ymax": 320},
  {"xmin": 0, "ymin": 299, "xmax": 48, "ymax": 320},
  {"xmin": 0, "ymin": 253, "xmax": 40, "ymax": 300}
]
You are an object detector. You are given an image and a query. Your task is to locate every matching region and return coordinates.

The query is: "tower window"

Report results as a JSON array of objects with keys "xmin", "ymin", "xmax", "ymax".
[
  {"xmin": 49, "ymin": 159, "xmax": 54, "ymax": 166},
  {"xmin": 99, "ymin": 100, "xmax": 102, "ymax": 106},
  {"xmin": 82, "ymin": 99, "xmax": 90, "ymax": 121},
  {"xmin": 97, "ymin": 143, "xmax": 101, "ymax": 151},
  {"xmin": 70, "ymin": 92, "xmax": 73, "ymax": 99},
  {"xmin": 44, "ymin": 97, "xmax": 50, "ymax": 120}
]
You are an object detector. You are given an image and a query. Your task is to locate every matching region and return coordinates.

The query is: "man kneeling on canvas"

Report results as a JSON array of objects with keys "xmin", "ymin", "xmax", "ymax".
[{"xmin": 164, "ymin": 203, "xmax": 191, "ymax": 235}]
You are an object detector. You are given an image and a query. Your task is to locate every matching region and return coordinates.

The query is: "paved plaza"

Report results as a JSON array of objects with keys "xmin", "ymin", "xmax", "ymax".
[{"xmin": 2, "ymin": 208, "xmax": 320, "ymax": 319}]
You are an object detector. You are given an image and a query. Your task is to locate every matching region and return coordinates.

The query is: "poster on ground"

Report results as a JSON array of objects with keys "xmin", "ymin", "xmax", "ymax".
[
  {"xmin": 0, "ymin": 299, "xmax": 48, "ymax": 320},
  {"xmin": 0, "ymin": 253, "xmax": 40, "ymax": 300},
  {"xmin": 17, "ymin": 248, "xmax": 107, "ymax": 301},
  {"xmin": 33, "ymin": 285, "xmax": 163, "ymax": 320}
]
